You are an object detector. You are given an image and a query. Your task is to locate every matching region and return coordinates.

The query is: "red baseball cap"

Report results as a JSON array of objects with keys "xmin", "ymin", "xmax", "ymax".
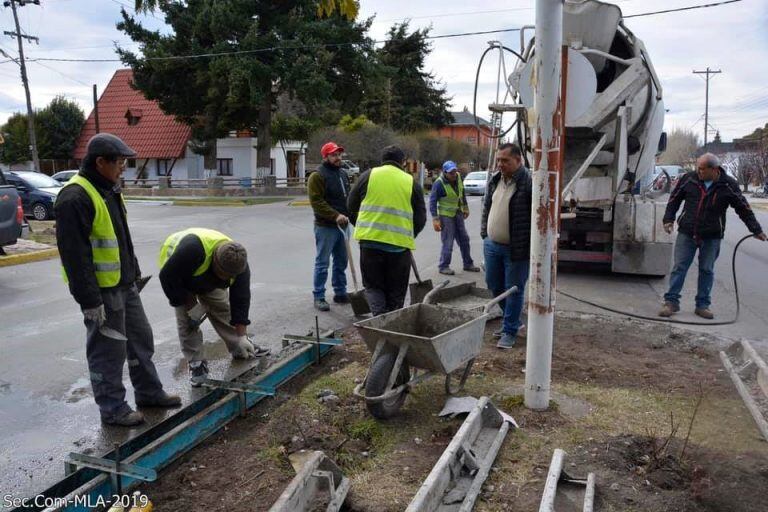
[{"xmin": 321, "ymin": 142, "xmax": 344, "ymax": 158}]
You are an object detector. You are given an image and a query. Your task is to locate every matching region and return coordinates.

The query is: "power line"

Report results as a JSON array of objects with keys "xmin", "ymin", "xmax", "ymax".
[{"xmin": 625, "ymin": 0, "xmax": 742, "ymax": 18}]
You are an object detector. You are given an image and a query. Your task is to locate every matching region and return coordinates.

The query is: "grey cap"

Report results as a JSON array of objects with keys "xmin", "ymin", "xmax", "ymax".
[
  {"xmin": 85, "ymin": 133, "xmax": 137, "ymax": 158},
  {"xmin": 213, "ymin": 242, "xmax": 248, "ymax": 277}
]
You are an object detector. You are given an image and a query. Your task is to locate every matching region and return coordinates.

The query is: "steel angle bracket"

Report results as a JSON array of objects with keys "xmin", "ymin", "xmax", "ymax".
[
  {"xmin": 65, "ymin": 453, "xmax": 156, "ymax": 482},
  {"xmin": 406, "ymin": 397, "xmax": 510, "ymax": 511},
  {"xmin": 269, "ymin": 451, "xmax": 350, "ymax": 512},
  {"xmin": 720, "ymin": 339, "xmax": 768, "ymax": 442},
  {"xmin": 282, "ymin": 334, "xmax": 343, "ymax": 347},
  {"xmin": 539, "ymin": 449, "xmax": 596, "ymax": 512}
]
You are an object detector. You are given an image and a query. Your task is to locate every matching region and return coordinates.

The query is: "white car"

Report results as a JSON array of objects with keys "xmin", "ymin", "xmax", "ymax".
[
  {"xmin": 51, "ymin": 170, "xmax": 79, "ymax": 183},
  {"xmin": 340, "ymin": 160, "xmax": 360, "ymax": 176},
  {"xmin": 463, "ymin": 171, "xmax": 489, "ymax": 195}
]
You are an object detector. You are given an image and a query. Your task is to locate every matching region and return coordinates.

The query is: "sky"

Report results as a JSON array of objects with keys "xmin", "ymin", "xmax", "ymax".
[{"xmin": 0, "ymin": 0, "xmax": 767, "ymax": 143}]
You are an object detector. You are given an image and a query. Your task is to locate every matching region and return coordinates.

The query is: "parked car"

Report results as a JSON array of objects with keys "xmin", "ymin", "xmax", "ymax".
[
  {"xmin": 5, "ymin": 171, "xmax": 63, "ymax": 220},
  {"xmin": 51, "ymin": 169, "xmax": 79, "ymax": 183},
  {"xmin": 0, "ymin": 169, "xmax": 26, "ymax": 251},
  {"xmin": 463, "ymin": 171, "xmax": 490, "ymax": 196},
  {"xmin": 340, "ymin": 160, "xmax": 360, "ymax": 176}
]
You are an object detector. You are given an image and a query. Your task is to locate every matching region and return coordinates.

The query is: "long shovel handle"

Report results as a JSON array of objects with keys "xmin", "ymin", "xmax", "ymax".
[
  {"xmin": 409, "ymin": 251, "xmax": 424, "ymax": 284},
  {"xmin": 423, "ymin": 279, "xmax": 450, "ymax": 304},
  {"xmin": 338, "ymin": 225, "xmax": 360, "ymax": 292},
  {"xmin": 483, "ymin": 286, "xmax": 519, "ymax": 314}
]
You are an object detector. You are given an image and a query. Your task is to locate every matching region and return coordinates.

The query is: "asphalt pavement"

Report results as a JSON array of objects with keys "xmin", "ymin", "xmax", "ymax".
[{"xmin": 1, "ymin": 195, "xmax": 767, "ymax": 501}]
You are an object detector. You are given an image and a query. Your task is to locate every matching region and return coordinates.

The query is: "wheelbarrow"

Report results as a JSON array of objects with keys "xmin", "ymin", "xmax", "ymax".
[
  {"xmin": 418, "ymin": 281, "xmax": 503, "ymax": 319},
  {"xmin": 352, "ymin": 284, "xmax": 517, "ymax": 419}
]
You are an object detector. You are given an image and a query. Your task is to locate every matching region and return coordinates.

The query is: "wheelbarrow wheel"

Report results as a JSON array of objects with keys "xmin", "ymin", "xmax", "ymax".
[{"xmin": 365, "ymin": 350, "xmax": 410, "ymax": 419}]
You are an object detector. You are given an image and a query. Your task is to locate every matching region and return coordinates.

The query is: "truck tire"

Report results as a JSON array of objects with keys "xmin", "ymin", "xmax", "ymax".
[
  {"xmin": 365, "ymin": 349, "xmax": 410, "ymax": 420},
  {"xmin": 31, "ymin": 202, "xmax": 49, "ymax": 221}
]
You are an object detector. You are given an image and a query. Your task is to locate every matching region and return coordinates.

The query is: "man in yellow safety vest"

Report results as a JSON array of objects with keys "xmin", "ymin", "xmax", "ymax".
[
  {"xmin": 347, "ymin": 145, "xmax": 427, "ymax": 315},
  {"xmin": 159, "ymin": 228, "xmax": 269, "ymax": 386},
  {"xmin": 429, "ymin": 160, "xmax": 480, "ymax": 275},
  {"xmin": 56, "ymin": 133, "xmax": 180, "ymax": 427}
]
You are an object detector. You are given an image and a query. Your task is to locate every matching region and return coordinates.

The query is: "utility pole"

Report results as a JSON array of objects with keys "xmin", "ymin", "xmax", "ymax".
[
  {"xmin": 692, "ymin": 67, "xmax": 721, "ymax": 147},
  {"xmin": 525, "ymin": 0, "xmax": 564, "ymax": 410},
  {"xmin": 4, "ymin": 0, "xmax": 41, "ymax": 172}
]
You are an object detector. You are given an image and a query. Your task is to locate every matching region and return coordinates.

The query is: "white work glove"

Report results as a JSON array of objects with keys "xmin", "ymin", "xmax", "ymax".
[
  {"xmin": 83, "ymin": 305, "xmax": 106, "ymax": 327},
  {"xmin": 186, "ymin": 302, "xmax": 206, "ymax": 331},
  {"xmin": 231, "ymin": 335, "xmax": 257, "ymax": 360}
]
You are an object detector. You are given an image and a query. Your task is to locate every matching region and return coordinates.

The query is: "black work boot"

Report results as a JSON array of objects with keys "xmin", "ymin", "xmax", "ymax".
[
  {"xmin": 102, "ymin": 409, "xmax": 145, "ymax": 427},
  {"xmin": 136, "ymin": 391, "xmax": 182, "ymax": 408}
]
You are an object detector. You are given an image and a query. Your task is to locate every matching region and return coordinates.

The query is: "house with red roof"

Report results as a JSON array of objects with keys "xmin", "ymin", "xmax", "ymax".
[{"xmin": 73, "ymin": 69, "xmax": 305, "ymax": 182}]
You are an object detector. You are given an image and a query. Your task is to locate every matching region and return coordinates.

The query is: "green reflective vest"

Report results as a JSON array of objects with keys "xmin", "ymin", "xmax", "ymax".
[
  {"xmin": 61, "ymin": 174, "xmax": 121, "ymax": 288},
  {"xmin": 354, "ymin": 164, "xmax": 415, "ymax": 250},
  {"xmin": 159, "ymin": 228, "xmax": 232, "ymax": 276},
  {"xmin": 436, "ymin": 174, "xmax": 467, "ymax": 218}
]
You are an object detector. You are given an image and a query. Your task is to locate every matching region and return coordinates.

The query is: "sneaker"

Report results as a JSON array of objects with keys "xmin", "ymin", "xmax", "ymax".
[
  {"xmin": 658, "ymin": 302, "xmax": 680, "ymax": 317},
  {"xmin": 333, "ymin": 294, "xmax": 350, "ymax": 304},
  {"xmin": 496, "ymin": 333, "xmax": 516, "ymax": 349},
  {"xmin": 136, "ymin": 392, "xmax": 182, "ymax": 408},
  {"xmin": 463, "ymin": 265, "xmax": 481, "ymax": 272},
  {"xmin": 493, "ymin": 328, "xmax": 504, "ymax": 338},
  {"xmin": 694, "ymin": 308, "xmax": 714, "ymax": 319},
  {"xmin": 189, "ymin": 360, "xmax": 209, "ymax": 387},
  {"xmin": 314, "ymin": 298, "xmax": 330, "ymax": 311},
  {"xmin": 517, "ymin": 324, "xmax": 527, "ymax": 337},
  {"xmin": 439, "ymin": 268, "xmax": 455, "ymax": 275},
  {"xmin": 494, "ymin": 324, "xmax": 524, "ymax": 338},
  {"xmin": 102, "ymin": 409, "xmax": 145, "ymax": 427}
]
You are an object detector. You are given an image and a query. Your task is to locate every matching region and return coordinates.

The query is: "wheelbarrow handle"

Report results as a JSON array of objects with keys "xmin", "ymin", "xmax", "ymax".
[
  {"xmin": 483, "ymin": 286, "xmax": 519, "ymax": 314},
  {"xmin": 423, "ymin": 279, "xmax": 450, "ymax": 304}
]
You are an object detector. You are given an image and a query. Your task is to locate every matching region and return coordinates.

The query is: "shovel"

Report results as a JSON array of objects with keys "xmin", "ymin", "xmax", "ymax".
[
  {"xmin": 339, "ymin": 225, "xmax": 370, "ymax": 316},
  {"xmin": 408, "ymin": 251, "xmax": 434, "ymax": 304},
  {"xmin": 97, "ymin": 275, "xmax": 153, "ymax": 341}
]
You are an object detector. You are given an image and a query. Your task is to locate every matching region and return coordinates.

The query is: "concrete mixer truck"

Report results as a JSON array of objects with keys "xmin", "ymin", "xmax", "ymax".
[{"xmin": 502, "ymin": 0, "xmax": 673, "ymax": 275}]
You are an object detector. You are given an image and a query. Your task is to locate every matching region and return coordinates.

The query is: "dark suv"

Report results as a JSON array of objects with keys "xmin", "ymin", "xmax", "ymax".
[{"xmin": 5, "ymin": 171, "xmax": 62, "ymax": 220}]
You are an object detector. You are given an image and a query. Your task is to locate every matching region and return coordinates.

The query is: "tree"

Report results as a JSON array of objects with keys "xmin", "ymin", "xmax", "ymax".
[
  {"xmin": 118, "ymin": 1, "xmax": 374, "ymax": 173},
  {"xmin": 36, "ymin": 96, "xmax": 85, "ymax": 160},
  {"xmin": 658, "ymin": 128, "xmax": 699, "ymax": 166},
  {"xmin": 337, "ymin": 114, "xmax": 373, "ymax": 133},
  {"xmin": 362, "ymin": 22, "xmax": 452, "ymax": 132},
  {"xmin": 0, "ymin": 113, "xmax": 31, "ymax": 165}
]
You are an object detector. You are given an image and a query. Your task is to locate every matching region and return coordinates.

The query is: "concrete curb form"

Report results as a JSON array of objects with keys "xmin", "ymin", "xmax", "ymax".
[{"xmin": 0, "ymin": 247, "xmax": 59, "ymax": 267}]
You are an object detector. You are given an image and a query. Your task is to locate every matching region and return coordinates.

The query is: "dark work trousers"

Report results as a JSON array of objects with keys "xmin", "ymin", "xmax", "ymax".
[
  {"xmin": 85, "ymin": 284, "xmax": 165, "ymax": 420},
  {"xmin": 360, "ymin": 247, "xmax": 412, "ymax": 316},
  {"xmin": 439, "ymin": 214, "xmax": 474, "ymax": 271}
]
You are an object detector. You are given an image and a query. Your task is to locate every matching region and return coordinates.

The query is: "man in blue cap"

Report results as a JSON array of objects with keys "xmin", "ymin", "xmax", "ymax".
[{"xmin": 429, "ymin": 160, "xmax": 480, "ymax": 275}]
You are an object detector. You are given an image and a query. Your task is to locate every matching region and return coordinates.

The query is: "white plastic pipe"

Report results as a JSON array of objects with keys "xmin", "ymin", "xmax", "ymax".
[{"xmin": 525, "ymin": 0, "xmax": 564, "ymax": 410}]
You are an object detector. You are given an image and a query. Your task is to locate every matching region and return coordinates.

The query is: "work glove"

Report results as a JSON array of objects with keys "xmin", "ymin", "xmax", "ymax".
[
  {"xmin": 186, "ymin": 302, "xmax": 206, "ymax": 331},
  {"xmin": 230, "ymin": 335, "xmax": 257, "ymax": 360},
  {"xmin": 83, "ymin": 305, "xmax": 106, "ymax": 327}
]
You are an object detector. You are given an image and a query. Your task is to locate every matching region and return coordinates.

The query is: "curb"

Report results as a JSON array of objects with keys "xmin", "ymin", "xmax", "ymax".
[
  {"xmin": 289, "ymin": 200, "xmax": 311, "ymax": 207},
  {"xmin": 0, "ymin": 247, "xmax": 59, "ymax": 267},
  {"xmin": 173, "ymin": 200, "xmax": 246, "ymax": 207}
]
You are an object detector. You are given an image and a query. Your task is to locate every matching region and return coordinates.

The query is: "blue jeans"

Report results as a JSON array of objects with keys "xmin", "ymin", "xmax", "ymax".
[
  {"xmin": 313, "ymin": 225, "xmax": 348, "ymax": 300},
  {"xmin": 483, "ymin": 238, "xmax": 529, "ymax": 334},
  {"xmin": 663, "ymin": 232, "xmax": 721, "ymax": 309},
  {"xmin": 439, "ymin": 214, "xmax": 474, "ymax": 270}
]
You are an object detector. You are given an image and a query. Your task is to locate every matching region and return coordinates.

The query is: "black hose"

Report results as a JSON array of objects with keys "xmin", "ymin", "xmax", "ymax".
[
  {"xmin": 472, "ymin": 45, "xmax": 525, "ymax": 142},
  {"xmin": 557, "ymin": 234, "xmax": 756, "ymax": 326}
]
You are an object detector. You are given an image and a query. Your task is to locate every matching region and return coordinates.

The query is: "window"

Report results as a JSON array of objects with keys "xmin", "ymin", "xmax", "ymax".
[
  {"xmin": 127, "ymin": 158, "xmax": 136, "ymax": 168},
  {"xmin": 156, "ymin": 159, "xmax": 172, "ymax": 176},
  {"xmin": 466, "ymin": 136, "xmax": 477, "ymax": 144},
  {"xmin": 217, "ymin": 158, "xmax": 233, "ymax": 176}
]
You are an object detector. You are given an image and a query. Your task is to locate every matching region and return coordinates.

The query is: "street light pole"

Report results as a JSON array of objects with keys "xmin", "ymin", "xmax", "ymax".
[{"xmin": 525, "ymin": 0, "xmax": 564, "ymax": 410}]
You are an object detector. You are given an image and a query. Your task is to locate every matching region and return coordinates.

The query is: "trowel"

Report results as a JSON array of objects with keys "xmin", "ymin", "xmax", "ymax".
[{"xmin": 96, "ymin": 275, "xmax": 153, "ymax": 341}]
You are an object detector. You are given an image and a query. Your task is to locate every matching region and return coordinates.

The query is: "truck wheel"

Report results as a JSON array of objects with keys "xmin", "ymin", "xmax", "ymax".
[
  {"xmin": 365, "ymin": 349, "xmax": 410, "ymax": 420},
  {"xmin": 31, "ymin": 202, "xmax": 49, "ymax": 221}
]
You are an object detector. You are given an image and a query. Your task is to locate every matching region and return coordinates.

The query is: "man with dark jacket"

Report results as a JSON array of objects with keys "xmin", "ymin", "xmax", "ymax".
[
  {"xmin": 348, "ymin": 145, "xmax": 427, "ymax": 315},
  {"xmin": 55, "ymin": 133, "xmax": 180, "ymax": 427},
  {"xmin": 159, "ymin": 228, "xmax": 268, "ymax": 386},
  {"xmin": 307, "ymin": 141, "xmax": 350, "ymax": 311},
  {"xmin": 659, "ymin": 153, "xmax": 765, "ymax": 318},
  {"xmin": 480, "ymin": 143, "xmax": 532, "ymax": 349}
]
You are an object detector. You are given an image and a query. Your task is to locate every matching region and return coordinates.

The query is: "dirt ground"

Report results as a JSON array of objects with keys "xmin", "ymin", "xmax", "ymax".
[{"xmin": 138, "ymin": 311, "xmax": 768, "ymax": 511}]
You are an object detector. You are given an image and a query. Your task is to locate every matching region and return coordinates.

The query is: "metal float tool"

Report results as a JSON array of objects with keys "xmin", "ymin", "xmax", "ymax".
[
  {"xmin": 269, "ymin": 451, "xmax": 350, "ymax": 512},
  {"xmin": 539, "ymin": 449, "xmax": 596, "ymax": 512},
  {"xmin": 720, "ymin": 339, "xmax": 768, "ymax": 442}
]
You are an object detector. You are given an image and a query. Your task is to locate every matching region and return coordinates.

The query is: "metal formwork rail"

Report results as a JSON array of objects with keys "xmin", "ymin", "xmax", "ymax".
[{"xmin": 15, "ymin": 337, "xmax": 335, "ymax": 512}]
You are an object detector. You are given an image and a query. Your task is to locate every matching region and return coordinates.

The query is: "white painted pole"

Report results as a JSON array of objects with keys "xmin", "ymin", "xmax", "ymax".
[{"xmin": 525, "ymin": 0, "xmax": 564, "ymax": 410}]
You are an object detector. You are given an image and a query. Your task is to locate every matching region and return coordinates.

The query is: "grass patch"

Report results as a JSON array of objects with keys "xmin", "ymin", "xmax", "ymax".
[
  {"xmin": 26, "ymin": 220, "xmax": 56, "ymax": 245},
  {"xmin": 172, "ymin": 197, "xmax": 290, "ymax": 206}
]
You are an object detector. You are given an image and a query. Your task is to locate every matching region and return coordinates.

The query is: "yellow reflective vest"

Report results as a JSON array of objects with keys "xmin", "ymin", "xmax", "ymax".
[
  {"xmin": 61, "ymin": 174, "xmax": 121, "ymax": 288},
  {"xmin": 354, "ymin": 164, "xmax": 415, "ymax": 250},
  {"xmin": 159, "ymin": 228, "xmax": 232, "ymax": 276},
  {"xmin": 436, "ymin": 174, "xmax": 467, "ymax": 217}
]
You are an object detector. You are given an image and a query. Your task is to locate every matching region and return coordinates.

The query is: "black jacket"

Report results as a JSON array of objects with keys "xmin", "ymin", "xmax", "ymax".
[
  {"xmin": 480, "ymin": 167, "xmax": 532, "ymax": 261},
  {"xmin": 663, "ymin": 170, "xmax": 763, "ymax": 240},
  {"xmin": 158, "ymin": 234, "xmax": 251, "ymax": 326},
  {"xmin": 347, "ymin": 165, "xmax": 427, "ymax": 238},
  {"xmin": 308, "ymin": 162, "xmax": 350, "ymax": 227},
  {"xmin": 55, "ymin": 168, "xmax": 139, "ymax": 309}
]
